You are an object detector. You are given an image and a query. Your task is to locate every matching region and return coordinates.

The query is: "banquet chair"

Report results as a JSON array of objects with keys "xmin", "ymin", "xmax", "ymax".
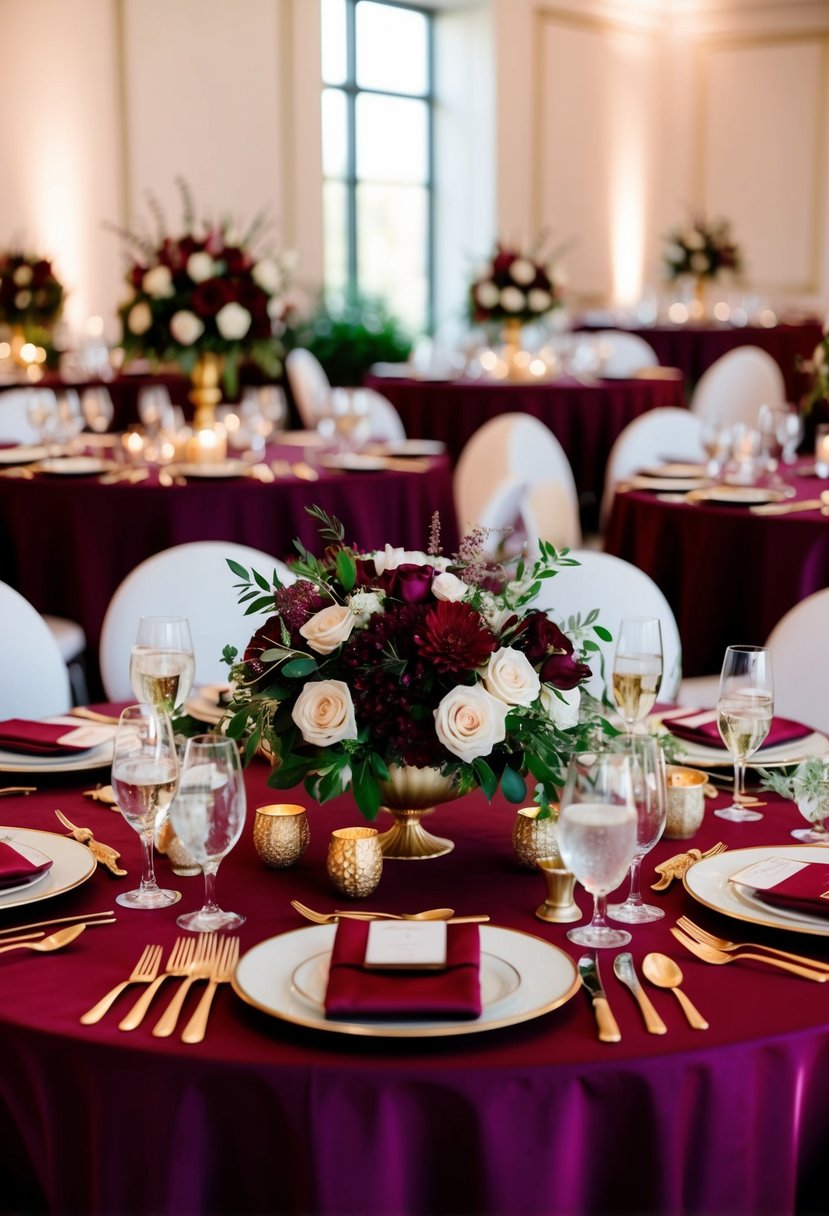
[
  {"xmin": 0, "ymin": 387, "xmax": 54, "ymax": 444},
  {"xmin": 592, "ymin": 331, "xmax": 659, "ymax": 378},
  {"xmin": 285, "ymin": 349, "xmax": 332, "ymax": 429},
  {"xmin": 359, "ymin": 388, "xmax": 406, "ymax": 442},
  {"xmin": 765, "ymin": 589, "xmax": 829, "ymax": 734},
  {"xmin": 0, "ymin": 581, "xmax": 72, "ymax": 717},
  {"xmin": 531, "ymin": 550, "xmax": 682, "ymax": 702},
  {"xmin": 99, "ymin": 542, "xmax": 295, "ymax": 701},
  {"xmin": 690, "ymin": 346, "xmax": 785, "ymax": 429},
  {"xmin": 600, "ymin": 407, "xmax": 706, "ymax": 526}
]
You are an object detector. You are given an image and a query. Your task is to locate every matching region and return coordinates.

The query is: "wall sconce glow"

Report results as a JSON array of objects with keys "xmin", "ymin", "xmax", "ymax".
[
  {"xmin": 608, "ymin": 35, "xmax": 652, "ymax": 307},
  {"xmin": 668, "ymin": 302, "xmax": 689, "ymax": 324}
]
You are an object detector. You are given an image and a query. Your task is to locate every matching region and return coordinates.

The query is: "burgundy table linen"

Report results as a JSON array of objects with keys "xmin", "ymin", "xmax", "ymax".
[
  {"xmin": 0, "ymin": 740, "xmax": 828, "ymax": 1215},
  {"xmin": 604, "ymin": 463, "xmax": 829, "ymax": 678}
]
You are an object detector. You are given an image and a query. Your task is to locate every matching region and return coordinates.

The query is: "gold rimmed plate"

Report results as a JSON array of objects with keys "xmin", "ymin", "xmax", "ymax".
[
  {"xmin": 0, "ymin": 827, "xmax": 96, "ymax": 911},
  {"xmin": 33, "ymin": 456, "xmax": 117, "ymax": 477},
  {"xmin": 684, "ymin": 845, "xmax": 829, "ymax": 937},
  {"xmin": 686, "ymin": 485, "xmax": 788, "ymax": 506},
  {"xmin": 626, "ymin": 474, "xmax": 711, "ymax": 493},
  {"xmin": 0, "ymin": 444, "xmax": 48, "ymax": 465}
]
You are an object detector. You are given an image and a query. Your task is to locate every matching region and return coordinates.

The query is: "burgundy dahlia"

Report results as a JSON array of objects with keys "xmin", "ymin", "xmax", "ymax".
[{"xmin": 415, "ymin": 601, "xmax": 496, "ymax": 674}]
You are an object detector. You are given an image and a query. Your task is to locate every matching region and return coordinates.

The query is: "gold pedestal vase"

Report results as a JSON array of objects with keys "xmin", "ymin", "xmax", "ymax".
[
  {"xmin": 188, "ymin": 351, "xmax": 223, "ymax": 429},
  {"xmin": 376, "ymin": 765, "xmax": 463, "ymax": 860}
]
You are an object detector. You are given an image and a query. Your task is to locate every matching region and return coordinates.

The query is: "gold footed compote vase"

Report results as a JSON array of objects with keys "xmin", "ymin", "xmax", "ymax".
[
  {"xmin": 377, "ymin": 765, "xmax": 463, "ymax": 860},
  {"xmin": 189, "ymin": 350, "xmax": 223, "ymax": 429}
]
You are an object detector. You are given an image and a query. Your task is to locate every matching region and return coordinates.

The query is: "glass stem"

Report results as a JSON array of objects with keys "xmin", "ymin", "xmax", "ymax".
[
  {"xmin": 591, "ymin": 892, "xmax": 610, "ymax": 931},
  {"xmin": 733, "ymin": 757, "xmax": 746, "ymax": 805},
  {"xmin": 201, "ymin": 861, "xmax": 221, "ymax": 912},
  {"xmin": 139, "ymin": 831, "xmax": 158, "ymax": 892},
  {"xmin": 626, "ymin": 858, "xmax": 643, "ymax": 907}
]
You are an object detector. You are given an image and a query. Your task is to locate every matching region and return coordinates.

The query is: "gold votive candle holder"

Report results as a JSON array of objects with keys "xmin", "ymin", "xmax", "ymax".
[
  {"xmin": 327, "ymin": 826, "xmax": 383, "ymax": 898},
  {"xmin": 535, "ymin": 855, "xmax": 581, "ymax": 923},
  {"xmin": 513, "ymin": 805, "xmax": 559, "ymax": 869},
  {"xmin": 664, "ymin": 765, "xmax": 708, "ymax": 840},
  {"xmin": 253, "ymin": 804, "xmax": 310, "ymax": 868}
]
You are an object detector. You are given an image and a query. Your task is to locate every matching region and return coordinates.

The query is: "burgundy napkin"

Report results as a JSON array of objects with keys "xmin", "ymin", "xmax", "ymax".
[
  {"xmin": 0, "ymin": 841, "xmax": 53, "ymax": 888},
  {"xmin": 666, "ymin": 710, "xmax": 812, "ymax": 751},
  {"xmin": 755, "ymin": 862, "xmax": 829, "ymax": 919},
  {"xmin": 0, "ymin": 719, "xmax": 95, "ymax": 756},
  {"xmin": 324, "ymin": 919, "xmax": 482, "ymax": 1020}
]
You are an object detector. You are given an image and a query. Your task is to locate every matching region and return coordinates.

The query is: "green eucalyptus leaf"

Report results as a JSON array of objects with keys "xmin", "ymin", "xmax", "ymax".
[
  {"xmin": 282, "ymin": 657, "xmax": 318, "ymax": 678},
  {"xmin": 500, "ymin": 766, "xmax": 527, "ymax": 803}
]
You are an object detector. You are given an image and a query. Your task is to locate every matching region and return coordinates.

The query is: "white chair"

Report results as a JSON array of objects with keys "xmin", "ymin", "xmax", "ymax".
[
  {"xmin": 766, "ymin": 589, "xmax": 829, "ymax": 733},
  {"xmin": 285, "ymin": 349, "xmax": 332, "ymax": 428},
  {"xmin": 593, "ymin": 331, "xmax": 659, "ymax": 378},
  {"xmin": 454, "ymin": 414, "xmax": 582, "ymax": 551},
  {"xmin": 0, "ymin": 581, "xmax": 72, "ymax": 717},
  {"xmin": 359, "ymin": 388, "xmax": 406, "ymax": 442},
  {"xmin": 600, "ymin": 408, "xmax": 706, "ymax": 526},
  {"xmin": 690, "ymin": 346, "xmax": 786, "ymax": 430},
  {"xmin": 99, "ymin": 542, "xmax": 295, "ymax": 701},
  {"xmin": 0, "ymin": 387, "xmax": 55, "ymax": 444},
  {"xmin": 531, "ymin": 549, "xmax": 683, "ymax": 702}
]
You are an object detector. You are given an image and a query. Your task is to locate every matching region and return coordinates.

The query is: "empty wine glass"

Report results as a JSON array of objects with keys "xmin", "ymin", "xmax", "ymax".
[
  {"xmin": 556, "ymin": 751, "xmax": 638, "ymax": 948},
  {"xmin": 715, "ymin": 645, "xmax": 774, "ymax": 823},
  {"xmin": 110, "ymin": 704, "xmax": 181, "ymax": 909},
  {"xmin": 611, "ymin": 618, "xmax": 663, "ymax": 734},
  {"xmin": 607, "ymin": 735, "xmax": 667, "ymax": 923},
  {"xmin": 169, "ymin": 734, "xmax": 247, "ymax": 931},
  {"xmin": 25, "ymin": 387, "xmax": 58, "ymax": 446},
  {"xmin": 700, "ymin": 421, "xmax": 732, "ymax": 478},
  {"xmin": 130, "ymin": 616, "xmax": 195, "ymax": 713},
  {"xmin": 81, "ymin": 386, "xmax": 115, "ymax": 434}
]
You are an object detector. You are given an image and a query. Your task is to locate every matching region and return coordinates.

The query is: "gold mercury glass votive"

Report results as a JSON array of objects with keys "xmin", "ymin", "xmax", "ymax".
[
  {"xmin": 253, "ymin": 804, "xmax": 310, "ymax": 868},
  {"xmin": 535, "ymin": 855, "xmax": 582, "ymax": 923},
  {"xmin": 327, "ymin": 826, "xmax": 383, "ymax": 898},
  {"xmin": 512, "ymin": 805, "xmax": 559, "ymax": 869},
  {"xmin": 664, "ymin": 765, "xmax": 708, "ymax": 840}
]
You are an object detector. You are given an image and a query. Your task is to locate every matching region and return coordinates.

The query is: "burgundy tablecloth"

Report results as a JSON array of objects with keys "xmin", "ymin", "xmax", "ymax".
[
  {"xmin": 0, "ymin": 733, "xmax": 827, "ymax": 1214},
  {"xmin": 603, "ymin": 462, "xmax": 829, "ymax": 678}
]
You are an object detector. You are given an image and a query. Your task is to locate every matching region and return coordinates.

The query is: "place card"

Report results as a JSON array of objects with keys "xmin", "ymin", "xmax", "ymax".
[
  {"xmin": 363, "ymin": 921, "xmax": 448, "ymax": 970},
  {"xmin": 729, "ymin": 857, "xmax": 810, "ymax": 890}
]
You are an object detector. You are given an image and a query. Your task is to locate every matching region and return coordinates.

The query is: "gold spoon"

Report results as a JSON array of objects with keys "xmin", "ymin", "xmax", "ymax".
[
  {"xmin": 291, "ymin": 899, "xmax": 456, "ymax": 924},
  {"xmin": 642, "ymin": 952, "xmax": 709, "ymax": 1030},
  {"xmin": 0, "ymin": 923, "xmax": 86, "ymax": 956}
]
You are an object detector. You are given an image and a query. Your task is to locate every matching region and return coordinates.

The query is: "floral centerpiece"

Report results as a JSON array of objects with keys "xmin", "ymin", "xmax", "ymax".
[
  {"xmin": 662, "ymin": 215, "xmax": 742, "ymax": 282},
  {"xmin": 0, "ymin": 250, "xmax": 64, "ymax": 362},
  {"xmin": 468, "ymin": 240, "xmax": 564, "ymax": 327},
  {"xmin": 221, "ymin": 508, "xmax": 612, "ymax": 857},
  {"xmin": 116, "ymin": 179, "xmax": 293, "ymax": 397},
  {"xmin": 799, "ymin": 322, "xmax": 829, "ymax": 416}
]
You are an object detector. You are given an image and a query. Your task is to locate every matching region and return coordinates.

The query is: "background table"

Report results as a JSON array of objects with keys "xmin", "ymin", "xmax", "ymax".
[{"xmin": 0, "ymin": 745, "xmax": 827, "ymax": 1215}]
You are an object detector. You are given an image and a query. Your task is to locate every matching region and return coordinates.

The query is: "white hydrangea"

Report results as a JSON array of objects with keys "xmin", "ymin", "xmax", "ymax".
[
  {"xmin": 14, "ymin": 290, "xmax": 31, "ymax": 310},
  {"xmin": 252, "ymin": 258, "xmax": 283, "ymax": 295},
  {"xmin": 685, "ymin": 230, "xmax": 706, "ymax": 250},
  {"xmin": 12, "ymin": 265, "xmax": 33, "ymax": 287},
  {"xmin": 348, "ymin": 590, "xmax": 386, "ymax": 626}
]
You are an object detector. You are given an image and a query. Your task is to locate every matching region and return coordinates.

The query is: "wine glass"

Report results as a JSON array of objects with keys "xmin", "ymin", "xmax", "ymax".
[
  {"xmin": 607, "ymin": 735, "xmax": 667, "ymax": 923},
  {"xmin": 169, "ymin": 734, "xmax": 247, "ymax": 931},
  {"xmin": 611, "ymin": 618, "xmax": 663, "ymax": 734},
  {"xmin": 715, "ymin": 645, "xmax": 774, "ymax": 823},
  {"xmin": 81, "ymin": 386, "xmax": 115, "ymax": 434},
  {"xmin": 556, "ymin": 751, "xmax": 638, "ymax": 948},
  {"xmin": 110, "ymin": 704, "xmax": 181, "ymax": 909},
  {"xmin": 25, "ymin": 387, "xmax": 58, "ymax": 447},
  {"xmin": 130, "ymin": 616, "xmax": 195, "ymax": 713}
]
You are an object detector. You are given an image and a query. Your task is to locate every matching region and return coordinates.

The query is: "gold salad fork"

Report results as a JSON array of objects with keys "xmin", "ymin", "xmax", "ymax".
[
  {"xmin": 675, "ymin": 916, "xmax": 829, "ymax": 974},
  {"xmin": 152, "ymin": 934, "xmax": 218, "ymax": 1038},
  {"xmin": 117, "ymin": 936, "xmax": 203, "ymax": 1030},
  {"xmin": 181, "ymin": 937, "xmax": 241, "ymax": 1044},
  {"xmin": 670, "ymin": 926, "xmax": 829, "ymax": 982},
  {"xmin": 80, "ymin": 944, "xmax": 163, "ymax": 1024}
]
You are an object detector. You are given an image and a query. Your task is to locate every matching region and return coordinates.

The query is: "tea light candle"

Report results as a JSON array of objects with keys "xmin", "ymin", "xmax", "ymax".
[
  {"xmin": 186, "ymin": 422, "xmax": 227, "ymax": 464},
  {"xmin": 815, "ymin": 425, "xmax": 829, "ymax": 478},
  {"xmin": 122, "ymin": 429, "xmax": 146, "ymax": 462},
  {"xmin": 664, "ymin": 765, "xmax": 708, "ymax": 839}
]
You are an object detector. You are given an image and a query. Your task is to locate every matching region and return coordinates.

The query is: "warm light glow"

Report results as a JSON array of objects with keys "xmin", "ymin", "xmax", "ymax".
[
  {"xmin": 713, "ymin": 302, "xmax": 731, "ymax": 322},
  {"xmin": 186, "ymin": 422, "xmax": 228, "ymax": 464},
  {"xmin": 0, "ymin": 343, "xmax": 10, "ymax": 360},
  {"xmin": 608, "ymin": 35, "xmax": 650, "ymax": 306},
  {"xmin": 123, "ymin": 430, "xmax": 146, "ymax": 460},
  {"xmin": 86, "ymin": 315, "xmax": 104, "ymax": 337},
  {"xmin": 529, "ymin": 358, "xmax": 547, "ymax": 378},
  {"xmin": 668, "ymin": 302, "xmax": 689, "ymax": 324},
  {"xmin": 480, "ymin": 349, "xmax": 498, "ymax": 371},
  {"xmin": 19, "ymin": 343, "xmax": 37, "ymax": 363},
  {"xmin": 758, "ymin": 309, "xmax": 777, "ymax": 328}
]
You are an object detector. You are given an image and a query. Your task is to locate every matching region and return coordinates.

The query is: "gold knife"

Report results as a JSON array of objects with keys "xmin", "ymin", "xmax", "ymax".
[{"xmin": 578, "ymin": 954, "xmax": 621, "ymax": 1042}]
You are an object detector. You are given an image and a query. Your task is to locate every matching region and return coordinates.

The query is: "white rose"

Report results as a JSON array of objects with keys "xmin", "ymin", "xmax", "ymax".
[
  {"xmin": 291, "ymin": 680, "xmax": 358, "ymax": 747},
  {"xmin": 186, "ymin": 252, "xmax": 215, "ymax": 283},
  {"xmin": 540, "ymin": 684, "xmax": 581, "ymax": 730},
  {"xmin": 500, "ymin": 286, "xmax": 526, "ymax": 313},
  {"xmin": 14, "ymin": 290, "xmax": 31, "ymax": 310},
  {"xmin": 434, "ymin": 684, "xmax": 510, "ymax": 763},
  {"xmin": 510, "ymin": 258, "xmax": 536, "ymax": 286},
  {"xmin": 169, "ymin": 310, "xmax": 204, "ymax": 346},
  {"xmin": 528, "ymin": 288, "xmax": 552, "ymax": 313},
  {"xmin": 475, "ymin": 281, "xmax": 500, "ymax": 309},
  {"xmin": 266, "ymin": 294, "xmax": 284, "ymax": 320},
  {"xmin": 252, "ymin": 257, "xmax": 282, "ymax": 295},
  {"xmin": 370, "ymin": 545, "xmax": 427, "ymax": 574},
  {"xmin": 347, "ymin": 590, "xmax": 385, "ymax": 626},
  {"xmin": 685, "ymin": 230, "xmax": 705, "ymax": 250},
  {"xmin": 483, "ymin": 647, "xmax": 541, "ymax": 707},
  {"xmin": 690, "ymin": 252, "xmax": 710, "ymax": 274},
  {"xmin": 432, "ymin": 572, "xmax": 469, "ymax": 603},
  {"xmin": 128, "ymin": 301, "xmax": 152, "ymax": 335},
  {"xmin": 13, "ymin": 265, "xmax": 33, "ymax": 286},
  {"xmin": 665, "ymin": 243, "xmax": 684, "ymax": 263},
  {"xmin": 215, "ymin": 301, "xmax": 252, "ymax": 341},
  {"xmin": 142, "ymin": 265, "xmax": 174, "ymax": 298},
  {"xmin": 299, "ymin": 604, "xmax": 356, "ymax": 654}
]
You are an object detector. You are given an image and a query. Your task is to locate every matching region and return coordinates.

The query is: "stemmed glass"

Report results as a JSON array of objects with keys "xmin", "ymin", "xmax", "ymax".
[
  {"xmin": 169, "ymin": 734, "xmax": 247, "ymax": 931},
  {"xmin": 715, "ymin": 645, "xmax": 774, "ymax": 823},
  {"xmin": 130, "ymin": 616, "xmax": 195, "ymax": 713},
  {"xmin": 607, "ymin": 735, "xmax": 667, "ymax": 923},
  {"xmin": 81, "ymin": 386, "xmax": 115, "ymax": 434},
  {"xmin": 110, "ymin": 704, "xmax": 181, "ymax": 909},
  {"xmin": 611, "ymin": 618, "xmax": 663, "ymax": 734},
  {"xmin": 556, "ymin": 751, "xmax": 638, "ymax": 948}
]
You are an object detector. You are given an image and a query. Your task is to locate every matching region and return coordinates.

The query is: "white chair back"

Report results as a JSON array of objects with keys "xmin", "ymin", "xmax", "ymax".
[
  {"xmin": 593, "ymin": 331, "xmax": 659, "ymax": 378},
  {"xmin": 690, "ymin": 346, "xmax": 786, "ymax": 429},
  {"xmin": 99, "ymin": 542, "xmax": 295, "ymax": 701},
  {"xmin": 0, "ymin": 582, "xmax": 72, "ymax": 716},
  {"xmin": 360, "ymin": 388, "xmax": 407, "ymax": 442},
  {"xmin": 600, "ymin": 408, "xmax": 706, "ymax": 526},
  {"xmin": 531, "ymin": 549, "xmax": 682, "ymax": 701},
  {"xmin": 766, "ymin": 589, "xmax": 829, "ymax": 733},
  {"xmin": 285, "ymin": 349, "xmax": 332, "ymax": 428}
]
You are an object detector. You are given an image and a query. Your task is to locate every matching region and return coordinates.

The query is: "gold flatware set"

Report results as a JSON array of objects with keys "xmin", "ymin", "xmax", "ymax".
[{"xmin": 290, "ymin": 899, "xmax": 489, "ymax": 925}]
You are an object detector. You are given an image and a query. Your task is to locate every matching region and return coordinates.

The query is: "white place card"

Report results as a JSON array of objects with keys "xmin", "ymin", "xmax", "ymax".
[
  {"xmin": 56, "ymin": 725, "xmax": 116, "ymax": 749},
  {"xmin": 363, "ymin": 921, "xmax": 448, "ymax": 970},
  {"xmin": 729, "ymin": 857, "xmax": 809, "ymax": 891}
]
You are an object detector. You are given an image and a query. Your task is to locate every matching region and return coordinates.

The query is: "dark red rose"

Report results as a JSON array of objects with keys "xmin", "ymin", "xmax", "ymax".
[
  {"xmin": 393, "ymin": 563, "xmax": 435, "ymax": 604},
  {"xmin": 234, "ymin": 279, "xmax": 268, "ymax": 312},
  {"xmin": 492, "ymin": 246, "xmax": 514, "ymax": 275},
  {"xmin": 352, "ymin": 559, "xmax": 397, "ymax": 597},
  {"xmin": 192, "ymin": 277, "xmax": 233, "ymax": 317},
  {"xmin": 415, "ymin": 601, "xmax": 496, "ymax": 674},
  {"xmin": 243, "ymin": 615, "xmax": 282, "ymax": 663},
  {"xmin": 129, "ymin": 264, "xmax": 146, "ymax": 289},
  {"xmin": 540, "ymin": 651, "xmax": 592, "ymax": 690},
  {"xmin": 31, "ymin": 259, "xmax": 53, "ymax": 286},
  {"xmin": 179, "ymin": 236, "xmax": 201, "ymax": 258},
  {"xmin": 224, "ymin": 246, "xmax": 250, "ymax": 274},
  {"xmin": 513, "ymin": 610, "xmax": 574, "ymax": 664}
]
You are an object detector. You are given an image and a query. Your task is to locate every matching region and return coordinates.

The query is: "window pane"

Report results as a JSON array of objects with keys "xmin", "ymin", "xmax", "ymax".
[
  {"xmin": 323, "ymin": 180, "xmax": 349, "ymax": 298},
  {"xmin": 357, "ymin": 182, "xmax": 427, "ymax": 332},
  {"xmin": 356, "ymin": 1, "xmax": 428, "ymax": 95},
  {"xmin": 322, "ymin": 88, "xmax": 348, "ymax": 179},
  {"xmin": 321, "ymin": 0, "xmax": 347, "ymax": 85},
  {"xmin": 356, "ymin": 94, "xmax": 428, "ymax": 184}
]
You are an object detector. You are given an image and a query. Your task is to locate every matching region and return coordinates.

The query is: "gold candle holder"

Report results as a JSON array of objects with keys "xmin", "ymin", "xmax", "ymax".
[
  {"xmin": 535, "ymin": 855, "xmax": 581, "ymax": 923},
  {"xmin": 512, "ymin": 805, "xmax": 559, "ymax": 869},
  {"xmin": 327, "ymin": 826, "xmax": 383, "ymax": 898},
  {"xmin": 253, "ymin": 804, "xmax": 310, "ymax": 868},
  {"xmin": 664, "ymin": 766, "xmax": 708, "ymax": 840}
]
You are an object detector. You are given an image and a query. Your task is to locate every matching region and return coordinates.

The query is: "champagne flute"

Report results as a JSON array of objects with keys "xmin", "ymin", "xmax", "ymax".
[
  {"xmin": 556, "ymin": 751, "xmax": 638, "ymax": 948},
  {"xmin": 169, "ymin": 734, "xmax": 247, "ymax": 931},
  {"xmin": 715, "ymin": 645, "xmax": 774, "ymax": 823},
  {"xmin": 611, "ymin": 618, "xmax": 663, "ymax": 734},
  {"xmin": 607, "ymin": 735, "xmax": 667, "ymax": 923},
  {"xmin": 110, "ymin": 704, "xmax": 181, "ymax": 909},
  {"xmin": 130, "ymin": 616, "xmax": 195, "ymax": 713}
]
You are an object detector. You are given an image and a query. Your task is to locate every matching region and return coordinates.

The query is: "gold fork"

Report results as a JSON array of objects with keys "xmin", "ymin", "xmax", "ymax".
[
  {"xmin": 80, "ymin": 944, "xmax": 163, "ymax": 1024},
  {"xmin": 117, "ymin": 936, "xmax": 201, "ymax": 1030},
  {"xmin": 676, "ymin": 917, "xmax": 829, "ymax": 974},
  {"xmin": 669, "ymin": 926, "xmax": 829, "ymax": 982},
  {"xmin": 152, "ymin": 935, "xmax": 218, "ymax": 1037},
  {"xmin": 180, "ymin": 937, "xmax": 241, "ymax": 1044}
]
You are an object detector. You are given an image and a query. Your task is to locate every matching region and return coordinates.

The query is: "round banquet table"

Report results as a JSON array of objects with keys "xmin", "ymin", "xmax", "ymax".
[
  {"xmin": 362, "ymin": 372, "xmax": 686, "ymax": 529},
  {"xmin": 603, "ymin": 463, "xmax": 829, "ymax": 678},
  {"xmin": 0, "ymin": 733, "xmax": 828, "ymax": 1216}
]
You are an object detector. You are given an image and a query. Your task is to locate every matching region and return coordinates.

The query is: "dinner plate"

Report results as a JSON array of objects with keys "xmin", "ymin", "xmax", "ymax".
[
  {"xmin": 684, "ymin": 844, "xmax": 829, "ymax": 937},
  {"xmin": 33, "ymin": 456, "xmax": 116, "ymax": 476},
  {"xmin": 169, "ymin": 460, "xmax": 250, "ymax": 479},
  {"xmin": 654, "ymin": 715, "xmax": 829, "ymax": 770},
  {"xmin": 627, "ymin": 474, "xmax": 710, "ymax": 492},
  {"xmin": 0, "ymin": 716, "xmax": 115, "ymax": 774},
  {"xmin": 274, "ymin": 430, "xmax": 326, "ymax": 447},
  {"xmin": 640, "ymin": 462, "xmax": 707, "ymax": 479},
  {"xmin": 0, "ymin": 444, "xmax": 47, "ymax": 465},
  {"xmin": 232, "ymin": 924, "xmax": 580, "ymax": 1038},
  {"xmin": 686, "ymin": 485, "xmax": 788, "ymax": 506},
  {"xmin": 0, "ymin": 827, "xmax": 96, "ymax": 911},
  {"xmin": 317, "ymin": 453, "xmax": 391, "ymax": 472},
  {"xmin": 0, "ymin": 839, "xmax": 53, "ymax": 895},
  {"xmin": 366, "ymin": 439, "xmax": 446, "ymax": 458}
]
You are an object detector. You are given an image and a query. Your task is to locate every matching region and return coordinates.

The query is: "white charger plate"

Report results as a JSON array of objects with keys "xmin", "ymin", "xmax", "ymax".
[
  {"xmin": 367, "ymin": 439, "xmax": 446, "ymax": 458},
  {"xmin": 0, "ymin": 838, "xmax": 53, "ymax": 895},
  {"xmin": 0, "ymin": 445, "xmax": 47, "ymax": 465},
  {"xmin": 169, "ymin": 460, "xmax": 250, "ymax": 479},
  {"xmin": 0, "ymin": 827, "xmax": 96, "ymax": 911},
  {"xmin": 317, "ymin": 453, "xmax": 390, "ymax": 472},
  {"xmin": 640, "ymin": 462, "xmax": 707, "ymax": 479},
  {"xmin": 33, "ymin": 456, "xmax": 116, "ymax": 476},
  {"xmin": 232, "ymin": 924, "xmax": 579, "ymax": 1038},
  {"xmin": 655, "ymin": 714, "xmax": 829, "ymax": 771},
  {"xmin": 627, "ymin": 474, "xmax": 710, "ymax": 492},
  {"xmin": 687, "ymin": 485, "xmax": 788, "ymax": 506},
  {"xmin": 684, "ymin": 844, "xmax": 829, "ymax": 937}
]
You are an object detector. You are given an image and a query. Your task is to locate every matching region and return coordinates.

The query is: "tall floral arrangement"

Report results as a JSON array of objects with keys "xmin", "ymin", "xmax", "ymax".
[
  {"xmin": 800, "ymin": 322, "xmax": 829, "ymax": 415},
  {"xmin": 222, "ymin": 508, "xmax": 612, "ymax": 819},
  {"xmin": 116, "ymin": 179, "xmax": 294, "ymax": 395},
  {"xmin": 663, "ymin": 215, "xmax": 741, "ymax": 282},
  {"xmin": 468, "ymin": 240, "xmax": 564, "ymax": 326},
  {"xmin": 0, "ymin": 251, "xmax": 64, "ymax": 333}
]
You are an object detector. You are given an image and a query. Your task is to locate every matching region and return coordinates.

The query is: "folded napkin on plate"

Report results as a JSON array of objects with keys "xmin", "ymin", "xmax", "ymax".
[
  {"xmin": 0, "ymin": 719, "xmax": 111, "ymax": 756},
  {"xmin": 749, "ymin": 861, "xmax": 829, "ymax": 919},
  {"xmin": 664, "ymin": 709, "xmax": 812, "ymax": 751},
  {"xmin": 0, "ymin": 840, "xmax": 53, "ymax": 888},
  {"xmin": 324, "ymin": 919, "xmax": 482, "ymax": 1020}
]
